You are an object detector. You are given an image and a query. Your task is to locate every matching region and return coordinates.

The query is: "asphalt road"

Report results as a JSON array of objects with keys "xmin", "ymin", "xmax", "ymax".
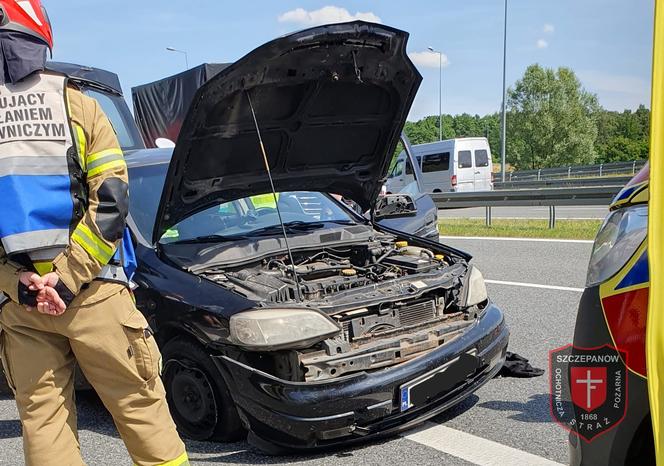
[
  {"xmin": 0, "ymin": 237, "xmax": 593, "ymax": 466},
  {"xmin": 438, "ymin": 206, "xmax": 608, "ymax": 220}
]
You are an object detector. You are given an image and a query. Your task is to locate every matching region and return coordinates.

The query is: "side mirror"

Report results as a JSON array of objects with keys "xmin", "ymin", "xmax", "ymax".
[{"xmin": 374, "ymin": 194, "xmax": 418, "ymax": 220}]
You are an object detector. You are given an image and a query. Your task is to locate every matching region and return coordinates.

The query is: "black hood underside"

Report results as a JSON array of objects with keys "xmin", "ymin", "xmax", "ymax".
[{"xmin": 154, "ymin": 21, "xmax": 422, "ymax": 243}]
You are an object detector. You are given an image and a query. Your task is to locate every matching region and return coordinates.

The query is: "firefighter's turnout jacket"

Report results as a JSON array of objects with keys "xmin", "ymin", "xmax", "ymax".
[
  {"xmin": 0, "ymin": 71, "xmax": 186, "ymax": 466},
  {"xmin": 0, "ymin": 71, "xmax": 131, "ymax": 297}
]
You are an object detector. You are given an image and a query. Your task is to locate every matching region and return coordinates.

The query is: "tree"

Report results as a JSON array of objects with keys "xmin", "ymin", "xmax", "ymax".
[
  {"xmin": 595, "ymin": 105, "xmax": 650, "ymax": 162},
  {"xmin": 404, "ymin": 113, "xmax": 501, "ymax": 154},
  {"xmin": 599, "ymin": 136, "xmax": 648, "ymax": 163},
  {"xmin": 403, "ymin": 116, "xmax": 439, "ymax": 145},
  {"xmin": 403, "ymin": 115, "xmax": 458, "ymax": 144},
  {"xmin": 401, "ymin": 65, "xmax": 649, "ymax": 169},
  {"xmin": 506, "ymin": 65, "xmax": 600, "ymax": 169}
]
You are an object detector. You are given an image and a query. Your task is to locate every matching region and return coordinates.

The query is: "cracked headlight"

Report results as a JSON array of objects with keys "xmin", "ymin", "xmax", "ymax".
[
  {"xmin": 463, "ymin": 266, "xmax": 488, "ymax": 308},
  {"xmin": 586, "ymin": 205, "xmax": 648, "ymax": 288},
  {"xmin": 230, "ymin": 308, "xmax": 340, "ymax": 350}
]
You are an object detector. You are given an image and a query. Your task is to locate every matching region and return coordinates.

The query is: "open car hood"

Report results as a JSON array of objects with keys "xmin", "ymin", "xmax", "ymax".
[{"xmin": 153, "ymin": 21, "xmax": 421, "ymax": 243}]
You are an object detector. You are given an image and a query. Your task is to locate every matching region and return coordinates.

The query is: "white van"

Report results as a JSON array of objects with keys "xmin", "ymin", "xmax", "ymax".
[{"xmin": 386, "ymin": 137, "xmax": 493, "ymax": 193}]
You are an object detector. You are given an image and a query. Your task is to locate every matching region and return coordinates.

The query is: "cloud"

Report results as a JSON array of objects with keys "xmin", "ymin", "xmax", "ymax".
[
  {"xmin": 536, "ymin": 39, "xmax": 549, "ymax": 49},
  {"xmin": 578, "ymin": 71, "xmax": 648, "ymax": 95},
  {"xmin": 277, "ymin": 6, "xmax": 382, "ymax": 26},
  {"xmin": 578, "ymin": 71, "xmax": 650, "ymax": 110},
  {"xmin": 543, "ymin": 23, "xmax": 555, "ymax": 34},
  {"xmin": 408, "ymin": 50, "xmax": 450, "ymax": 68}
]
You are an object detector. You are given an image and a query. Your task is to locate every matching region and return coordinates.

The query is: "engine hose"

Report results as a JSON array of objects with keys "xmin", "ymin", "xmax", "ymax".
[
  {"xmin": 400, "ymin": 246, "xmax": 435, "ymax": 258},
  {"xmin": 374, "ymin": 247, "xmax": 396, "ymax": 264}
]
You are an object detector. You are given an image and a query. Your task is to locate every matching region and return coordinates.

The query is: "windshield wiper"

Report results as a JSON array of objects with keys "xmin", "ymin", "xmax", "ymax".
[
  {"xmin": 325, "ymin": 220, "xmax": 357, "ymax": 226},
  {"xmin": 170, "ymin": 233, "xmax": 249, "ymax": 244},
  {"xmin": 250, "ymin": 221, "xmax": 325, "ymax": 237}
]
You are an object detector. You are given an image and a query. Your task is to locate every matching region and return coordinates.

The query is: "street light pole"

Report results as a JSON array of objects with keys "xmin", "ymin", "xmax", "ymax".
[
  {"xmin": 428, "ymin": 47, "xmax": 443, "ymax": 141},
  {"xmin": 500, "ymin": 0, "xmax": 508, "ymax": 182},
  {"xmin": 166, "ymin": 47, "xmax": 189, "ymax": 70}
]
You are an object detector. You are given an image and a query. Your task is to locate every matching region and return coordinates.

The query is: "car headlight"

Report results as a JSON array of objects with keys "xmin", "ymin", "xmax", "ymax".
[
  {"xmin": 229, "ymin": 308, "xmax": 340, "ymax": 350},
  {"xmin": 463, "ymin": 266, "xmax": 488, "ymax": 308},
  {"xmin": 586, "ymin": 205, "xmax": 648, "ymax": 287}
]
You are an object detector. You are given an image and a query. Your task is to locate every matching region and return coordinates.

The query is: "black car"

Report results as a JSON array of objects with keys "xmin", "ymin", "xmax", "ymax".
[{"xmin": 120, "ymin": 22, "xmax": 509, "ymax": 452}]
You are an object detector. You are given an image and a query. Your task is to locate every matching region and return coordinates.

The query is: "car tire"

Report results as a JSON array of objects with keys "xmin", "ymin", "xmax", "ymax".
[{"xmin": 161, "ymin": 337, "xmax": 244, "ymax": 442}]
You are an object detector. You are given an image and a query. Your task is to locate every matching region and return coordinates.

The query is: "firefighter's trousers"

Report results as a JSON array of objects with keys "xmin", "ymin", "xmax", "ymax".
[{"xmin": 0, "ymin": 282, "xmax": 187, "ymax": 466}]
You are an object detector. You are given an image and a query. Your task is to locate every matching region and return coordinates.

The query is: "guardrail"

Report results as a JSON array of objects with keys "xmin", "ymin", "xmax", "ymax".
[
  {"xmin": 431, "ymin": 185, "xmax": 621, "ymax": 228},
  {"xmin": 496, "ymin": 160, "xmax": 646, "ymax": 182},
  {"xmin": 493, "ymin": 175, "xmax": 632, "ymax": 190}
]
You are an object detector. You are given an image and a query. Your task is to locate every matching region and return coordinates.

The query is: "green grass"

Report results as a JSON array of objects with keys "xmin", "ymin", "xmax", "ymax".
[{"xmin": 439, "ymin": 218, "xmax": 602, "ymax": 240}]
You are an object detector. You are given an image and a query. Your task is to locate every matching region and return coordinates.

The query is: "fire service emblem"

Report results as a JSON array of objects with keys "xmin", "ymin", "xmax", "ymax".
[{"xmin": 549, "ymin": 344, "xmax": 627, "ymax": 441}]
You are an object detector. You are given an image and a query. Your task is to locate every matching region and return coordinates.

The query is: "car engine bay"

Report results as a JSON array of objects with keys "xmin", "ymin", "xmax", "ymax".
[{"xmin": 193, "ymin": 232, "xmax": 485, "ymax": 382}]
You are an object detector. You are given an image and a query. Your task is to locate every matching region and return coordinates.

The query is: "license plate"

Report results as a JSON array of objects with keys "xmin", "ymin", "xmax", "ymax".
[{"xmin": 400, "ymin": 351, "xmax": 479, "ymax": 412}]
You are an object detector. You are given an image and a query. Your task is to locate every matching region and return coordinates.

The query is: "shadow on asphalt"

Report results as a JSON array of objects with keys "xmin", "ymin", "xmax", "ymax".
[
  {"xmin": 0, "ymin": 419, "xmax": 21, "ymax": 439},
  {"xmin": 431, "ymin": 393, "xmax": 480, "ymax": 423},
  {"xmin": 183, "ymin": 437, "xmax": 398, "ymax": 464},
  {"xmin": 2, "ymin": 390, "xmax": 403, "ymax": 463},
  {"xmin": 0, "ymin": 389, "xmax": 488, "ymax": 461},
  {"xmin": 477, "ymin": 393, "xmax": 552, "ymax": 422}
]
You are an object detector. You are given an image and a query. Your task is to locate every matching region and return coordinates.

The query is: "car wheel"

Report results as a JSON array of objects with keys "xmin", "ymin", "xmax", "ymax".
[{"xmin": 161, "ymin": 338, "xmax": 244, "ymax": 442}]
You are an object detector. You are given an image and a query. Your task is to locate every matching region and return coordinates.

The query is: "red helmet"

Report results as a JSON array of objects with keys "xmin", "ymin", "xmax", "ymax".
[{"xmin": 0, "ymin": 0, "xmax": 53, "ymax": 49}]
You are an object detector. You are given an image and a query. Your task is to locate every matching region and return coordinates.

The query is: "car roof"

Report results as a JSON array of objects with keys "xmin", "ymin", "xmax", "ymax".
[
  {"xmin": 414, "ymin": 137, "xmax": 488, "ymax": 149},
  {"xmin": 47, "ymin": 61, "xmax": 123, "ymax": 95}
]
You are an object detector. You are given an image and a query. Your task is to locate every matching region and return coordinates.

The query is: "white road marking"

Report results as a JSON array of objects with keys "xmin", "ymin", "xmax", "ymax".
[
  {"xmin": 485, "ymin": 279, "xmax": 584, "ymax": 293},
  {"xmin": 440, "ymin": 235, "xmax": 594, "ymax": 244},
  {"xmin": 404, "ymin": 422, "xmax": 564, "ymax": 466}
]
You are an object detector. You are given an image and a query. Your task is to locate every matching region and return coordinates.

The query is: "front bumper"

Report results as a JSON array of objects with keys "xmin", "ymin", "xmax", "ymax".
[{"xmin": 213, "ymin": 302, "xmax": 508, "ymax": 451}]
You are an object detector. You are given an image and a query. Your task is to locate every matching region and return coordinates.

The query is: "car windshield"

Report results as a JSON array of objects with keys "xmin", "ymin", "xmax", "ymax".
[{"xmin": 128, "ymin": 163, "xmax": 357, "ymax": 243}]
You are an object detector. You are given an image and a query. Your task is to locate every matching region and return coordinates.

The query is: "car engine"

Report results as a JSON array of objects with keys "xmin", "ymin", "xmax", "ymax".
[
  {"xmin": 205, "ymin": 238, "xmax": 455, "ymax": 304},
  {"xmin": 189, "ymin": 233, "xmax": 485, "ymax": 382}
]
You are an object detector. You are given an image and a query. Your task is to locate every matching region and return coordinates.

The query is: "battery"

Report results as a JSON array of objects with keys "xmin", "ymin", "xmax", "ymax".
[{"xmin": 382, "ymin": 254, "xmax": 438, "ymax": 273}]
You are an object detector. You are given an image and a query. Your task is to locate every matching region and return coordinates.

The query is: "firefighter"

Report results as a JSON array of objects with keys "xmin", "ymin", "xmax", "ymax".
[{"xmin": 0, "ymin": 2, "xmax": 188, "ymax": 465}]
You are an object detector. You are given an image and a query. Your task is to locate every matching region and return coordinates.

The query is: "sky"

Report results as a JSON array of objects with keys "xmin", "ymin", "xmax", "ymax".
[{"xmin": 44, "ymin": 0, "xmax": 654, "ymax": 121}]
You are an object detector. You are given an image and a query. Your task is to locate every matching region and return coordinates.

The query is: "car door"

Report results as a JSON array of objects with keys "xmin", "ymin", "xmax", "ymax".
[
  {"xmin": 386, "ymin": 158, "xmax": 407, "ymax": 193},
  {"xmin": 421, "ymin": 152, "xmax": 451, "ymax": 193},
  {"xmin": 376, "ymin": 133, "xmax": 439, "ymax": 241},
  {"xmin": 456, "ymin": 149, "xmax": 475, "ymax": 191},
  {"xmin": 473, "ymin": 148, "xmax": 492, "ymax": 191}
]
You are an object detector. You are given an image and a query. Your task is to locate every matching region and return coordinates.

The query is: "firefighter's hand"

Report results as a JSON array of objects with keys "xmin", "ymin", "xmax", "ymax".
[
  {"xmin": 18, "ymin": 271, "xmax": 44, "ymax": 309},
  {"xmin": 18, "ymin": 271, "xmax": 44, "ymax": 291},
  {"xmin": 40, "ymin": 272, "xmax": 60, "ymax": 289},
  {"xmin": 36, "ymin": 287, "xmax": 67, "ymax": 316},
  {"xmin": 35, "ymin": 272, "xmax": 67, "ymax": 316}
]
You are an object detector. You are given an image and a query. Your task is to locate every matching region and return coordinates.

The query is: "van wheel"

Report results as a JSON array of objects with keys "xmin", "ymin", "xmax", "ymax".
[
  {"xmin": 161, "ymin": 338, "xmax": 244, "ymax": 442},
  {"xmin": 433, "ymin": 189, "xmax": 442, "ymax": 193}
]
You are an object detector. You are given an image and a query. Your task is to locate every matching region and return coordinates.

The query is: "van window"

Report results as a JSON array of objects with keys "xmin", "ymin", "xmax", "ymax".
[
  {"xmin": 422, "ymin": 153, "xmax": 450, "ymax": 173},
  {"xmin": 458, "ymin": 150, "xmax": 473, "ymax": 168},
  {"xmin": 475, "ymin": 149, "xmax": 489, "ymax": 167},
  {"xmin": 390, "ymin": 162, "xmax": 403, "ymax": 177},
  {"xmin": 405, "ymin": 159, "xmax": 413, "ymax": 175}
]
